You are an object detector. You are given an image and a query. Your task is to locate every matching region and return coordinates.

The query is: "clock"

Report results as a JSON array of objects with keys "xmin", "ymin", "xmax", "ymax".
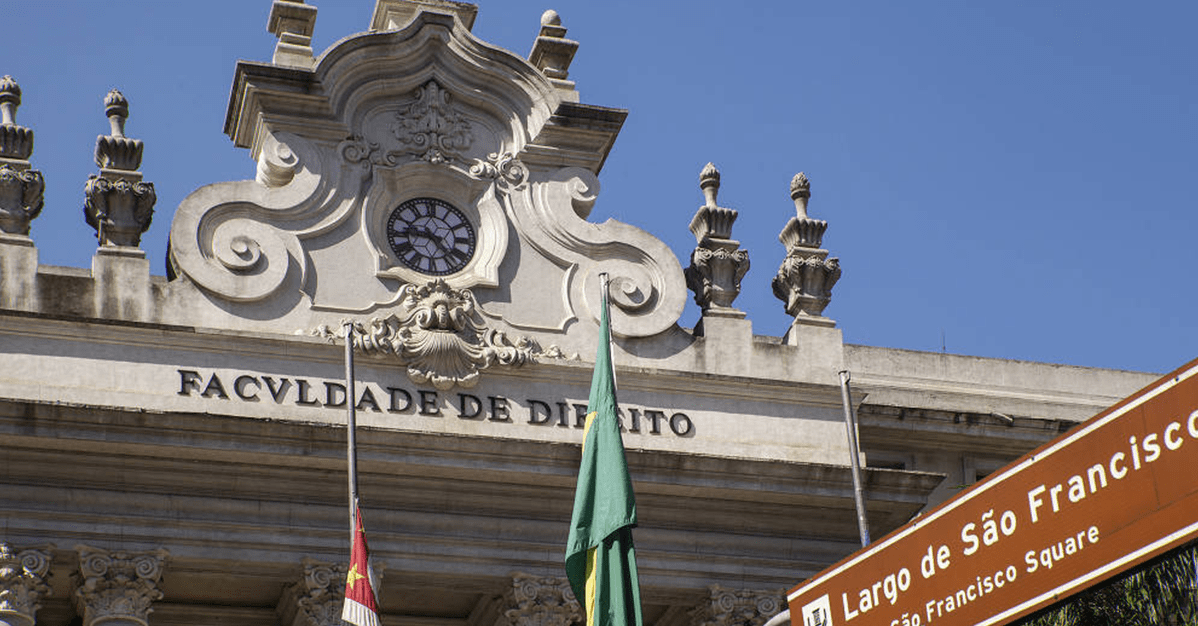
[{"xmin": 386, "ymin": 198, "xmax": 477, "ymax": 275}]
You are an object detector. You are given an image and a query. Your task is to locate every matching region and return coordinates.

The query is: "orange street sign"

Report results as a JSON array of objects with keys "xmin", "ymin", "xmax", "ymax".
[{"xmin": 789, "ymin": 357, "xmax": 1198, "ymax": 626}]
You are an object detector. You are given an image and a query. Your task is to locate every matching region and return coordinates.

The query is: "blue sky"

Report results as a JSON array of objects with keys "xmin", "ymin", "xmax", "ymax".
[{"xmin": 5, "ymin": 1, "xmax": 1196, "ymax": 373}]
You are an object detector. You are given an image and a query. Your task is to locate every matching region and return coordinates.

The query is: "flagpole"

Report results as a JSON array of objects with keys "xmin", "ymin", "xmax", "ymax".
[
  {"xmin": 599, "ymin": 273, "xmax": 616, "ymax": 391},
  {"xmin": 344, "ymin": 321, "xmax": 359, "ymax": 538},
  {"xmin": 565, "ymin": 272, "xmax": 643, "ymax": 626},
  {"xmin": 838, "ymin": 369, "xmax": 871, "ymax": 547}
]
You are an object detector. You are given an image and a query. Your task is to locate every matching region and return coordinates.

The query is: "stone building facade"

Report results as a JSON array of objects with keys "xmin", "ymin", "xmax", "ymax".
[{"xmin": 0, "ymin": 3, "xmax": 1156, "ymax": 626}]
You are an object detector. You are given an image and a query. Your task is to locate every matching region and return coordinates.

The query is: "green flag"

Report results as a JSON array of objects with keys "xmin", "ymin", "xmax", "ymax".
[{"xmin": 565, "ymin": 295, "xmax": 643, "ymax": 626}]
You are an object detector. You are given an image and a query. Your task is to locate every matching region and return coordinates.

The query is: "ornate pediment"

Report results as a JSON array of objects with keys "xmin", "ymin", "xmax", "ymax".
[
  {"xmin": 172, "ymin": 10, "xmax": 559, "ymax": 308},
  {"xmin": 164, "ymin": 3, "xmax": 688, "ymax": 355}
]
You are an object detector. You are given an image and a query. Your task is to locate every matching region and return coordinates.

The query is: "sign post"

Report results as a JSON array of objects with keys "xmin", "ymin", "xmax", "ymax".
[{"xmin": 789, "ymin": 357, "xmax": 1198, "ymax": 626}]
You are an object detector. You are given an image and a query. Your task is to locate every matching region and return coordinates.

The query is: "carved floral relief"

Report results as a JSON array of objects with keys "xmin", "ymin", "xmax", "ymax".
[{"xmin": 391, "ymin": 80, "xmax": 473, "ymax": 164}]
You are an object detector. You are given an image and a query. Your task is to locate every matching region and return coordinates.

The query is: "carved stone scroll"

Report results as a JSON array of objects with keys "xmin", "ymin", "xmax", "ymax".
[
  {"xmin": 503, "ymin": 573, "xmax": 581, "ymax": 626},
  {"xmin": 503, "ymin": 167, "xmax": 688, "ymax": 339},
  {"xmin": 0, "ymin": 544, "xmax": 54, "ymax": 626},
  {"xmin": 168, "ymin": 131, "xmax": 324, "ymax": 303},
  {"xmin": 72, "ymin": 545, "xmax": 168, "ymax": 626}
]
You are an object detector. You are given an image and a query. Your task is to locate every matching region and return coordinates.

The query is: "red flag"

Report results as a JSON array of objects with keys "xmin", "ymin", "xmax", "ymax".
[{"xmin": 341, "ymin": 507, "xmax": 380, "ymax": 626}]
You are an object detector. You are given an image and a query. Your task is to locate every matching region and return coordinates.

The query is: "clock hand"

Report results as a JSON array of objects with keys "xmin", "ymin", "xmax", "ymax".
[
  {"xmin": 402, "ymin": 225, "xmax": 450, "ymax": 256},
  {"xmin": 427, "ymin": 235, "xmax": 449, "ymax": 254},
  {"xmin": 402, "ymin": 225, "xmax": 433, "ymax": 241}
]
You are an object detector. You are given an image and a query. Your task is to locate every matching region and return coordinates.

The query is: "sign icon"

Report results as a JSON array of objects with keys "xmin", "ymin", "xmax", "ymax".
[{"xmin": 802, "ymin": 595, "xmax": 832, "ymax": 626}]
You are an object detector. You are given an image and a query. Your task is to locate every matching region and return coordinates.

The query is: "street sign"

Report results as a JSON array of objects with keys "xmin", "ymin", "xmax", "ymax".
[{"xmin": 788, "ymin": 357, "xmax": 1198, "ymax": 626}]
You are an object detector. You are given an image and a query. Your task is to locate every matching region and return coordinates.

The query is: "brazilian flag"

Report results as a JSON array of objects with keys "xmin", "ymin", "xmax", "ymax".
[{"xmin": 565, "ymin": 298, "xmax": 643, "ymax": 626}]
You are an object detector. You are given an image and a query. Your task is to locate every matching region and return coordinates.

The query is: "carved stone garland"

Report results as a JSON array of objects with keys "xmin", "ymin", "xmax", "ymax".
[
  {"xmin": 0, "ymin": 543, "xmax": 54, "ymax": 626},
  {"xmin": 771, "ymin": 173, "xmax": 840, "ymax": 326},
  {"xmin": 314, "ymin": 279, "xmax": 568, "ymax": 390},
  {"xmin": 83, "ymin": 90, "xmax": 156, "ymax": 247},
  {"xmin": 684, "ymin": 162, "xmax": 749, "ymax": 318},
  {"xmin": 504, "ymin": 573, "xmax": 581, "ymax": 626},
  {"xmin": 0, "ymin": 76, "xmax": 44, "ymax": 237},
  {"xmin": 72, "ymin": 546, "xmax": 169, "ymax": 626},
  {"xmin": 277, "ymin": 558, "xmax": 360, "ymax": 626},
  {"xmin": 691, "ymin": 585, "xmax": 784, "ymax": 626}
]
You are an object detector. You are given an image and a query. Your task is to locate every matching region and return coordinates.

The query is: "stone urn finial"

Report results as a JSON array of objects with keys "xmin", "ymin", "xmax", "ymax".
[
  {"xmin": 94, "ymin": 89, "xmax": 142, "ymax": 171},
  {"xmin": 778, "ymin": 171, "xmax": 825, "ymax": 249},
  {"xmin": 0, "ymin": 76, "xmax": 22, "ymax": 127},
  {"xmin": 699, "ymin": 162, "xmax": 720, "ymax": 208},
  {"xmin": 790, "ymin": 172, "xmax": 810, "ymax": 219},
  {"xmin": 0, "ymin": 75, "xmax": 44, "ymax": 236},
  {"xmin": 0, "ymin": 75, "xmax": 34, "ymax": 161},
  {"xmin": 85, "ymin": 88, "xmax": 155, "ymax": 247},
  {"xmin": 685, "ymin": 162, "xmax": 749, "ymax": 318},
  {"xmin": 103, "ymin": 89, "xmax": 129, "ymax": 138},
  {"xmin": 773, "ymin": 170, "xmax": 840, "ymax": 328}
]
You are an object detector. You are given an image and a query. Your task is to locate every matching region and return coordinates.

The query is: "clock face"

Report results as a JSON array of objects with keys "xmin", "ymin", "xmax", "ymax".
[{"xmin": 386, "ymin": 198, "xmax": 476, "ymax": 275}]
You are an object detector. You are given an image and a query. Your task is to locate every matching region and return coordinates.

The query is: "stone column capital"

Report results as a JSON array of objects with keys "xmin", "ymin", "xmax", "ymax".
[
  {"xmin": 0, "ymin": 543, "xmax": 55, "ymax": 626},
  {"xmin": 503, "ymin": 573, "xmax": 580, "ymax": 626},
  {"xmin": 691, "ymin": 586, "xmax": 785, "ymax": 626},
  {"xmin": 72, "ymin": 545, "xmax": 168, "ymax": 626},
  {"xmin": 277, "ymin": 558, "xmax": 347, "ymax": 626}
]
